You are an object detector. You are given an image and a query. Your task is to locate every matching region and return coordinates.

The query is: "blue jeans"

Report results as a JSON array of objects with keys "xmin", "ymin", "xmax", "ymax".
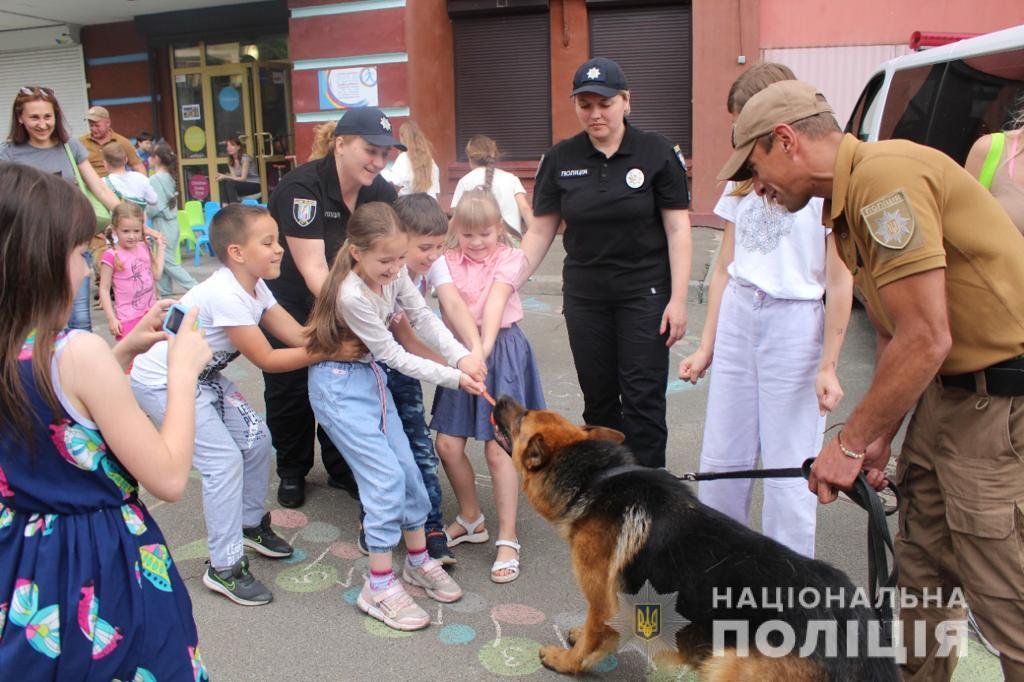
[
  {"xmin": 69, "ymin": 252, "xmax": 92, "ymax": 331},
  {"xmin": 380, "ymin": 363, "xmax": 443, "ymax": 532},
  {"xmin": 309, "ymin": 361, "xmax": 430, "ymax": 553}
]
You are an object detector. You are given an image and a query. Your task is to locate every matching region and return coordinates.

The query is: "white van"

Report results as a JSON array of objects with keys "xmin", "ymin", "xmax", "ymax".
[{"xmin": 846, "ymin": 24, "xmax": 1024, "ymax": 166}]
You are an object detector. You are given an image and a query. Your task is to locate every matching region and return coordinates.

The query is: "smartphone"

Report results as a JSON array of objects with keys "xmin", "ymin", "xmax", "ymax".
[{"xmin": 162, "ymin": 303, "xmax": 190, "ymax": 335}]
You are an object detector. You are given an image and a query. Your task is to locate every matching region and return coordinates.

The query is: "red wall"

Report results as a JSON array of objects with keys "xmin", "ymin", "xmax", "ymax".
[
  {"xmin": 80, "ymin": 22, "xmax": 155, "ymax": 140},
  {"xmin": 759, "ymin": 0, "xmax": 1024, "ymax": 48}
]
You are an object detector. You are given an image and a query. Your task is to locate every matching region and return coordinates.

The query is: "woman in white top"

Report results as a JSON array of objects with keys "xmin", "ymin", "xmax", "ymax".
[
  {"xmin": 678, "ymin": 64, "xmax": 854, "ymax": 559},
  {"xmin": 450, "ymin": 134, "xmax": 534, "ymax": 238},
  {"xmin": 384, "ymin": 121, "xmax": 440, "ymax": 199}
]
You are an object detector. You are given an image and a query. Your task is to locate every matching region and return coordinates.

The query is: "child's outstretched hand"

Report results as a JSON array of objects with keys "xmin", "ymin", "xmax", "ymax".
[
  {"xmin": 458, "ymin": 372, "xmax": 486, "ymax": 396},
  {"xmin": 457, "ymin": 353, "xmax": 487, "ymax": 383},
  {"xmin": 678, "ymin": 348, "xmax": 712, "ymax": 384},
  {"xmin": 166, "ymin": 306, "xmax": 212, "ymax": 378}
]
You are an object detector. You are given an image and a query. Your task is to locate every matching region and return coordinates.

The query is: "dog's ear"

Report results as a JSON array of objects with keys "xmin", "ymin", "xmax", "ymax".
[
  {"xmin": 521, "ymin": 433, "xmax": 550, "ymax": 471},
  {"xmin": 581, "ymin": 425, "xmax": 626, "ymax": 444}
]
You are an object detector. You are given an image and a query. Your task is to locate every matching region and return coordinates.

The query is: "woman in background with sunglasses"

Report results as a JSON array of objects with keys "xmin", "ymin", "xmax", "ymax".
[{"xmin": 1, "ymin": 86, "xmax": 119, "ymax": 331}]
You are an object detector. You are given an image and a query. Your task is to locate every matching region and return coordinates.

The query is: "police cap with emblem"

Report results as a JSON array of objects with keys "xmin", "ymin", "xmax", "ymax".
[
  {"xmin": 717, "ymin": 80, "xmax": 834, "ymax": 182},
  {"xmin": 333, "ymin": 106, "xmax": 406, "ymax": 150},
  {"xmin": 571, "ymin": 57, "xmax": 628, "ymax": 98}
]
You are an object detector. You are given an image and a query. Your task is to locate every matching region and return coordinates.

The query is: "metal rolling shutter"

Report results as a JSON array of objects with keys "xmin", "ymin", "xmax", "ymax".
[
  {"xmin": 0, "ymin": 46, "xmax": 90, "ymax": 140},
  {"xmin": 588, "ymin": 3, "xmax": 692, "ymax": 156},
  {"xmin": 453, "ymin": 12, "xmax": 550, "ymax": 160}
]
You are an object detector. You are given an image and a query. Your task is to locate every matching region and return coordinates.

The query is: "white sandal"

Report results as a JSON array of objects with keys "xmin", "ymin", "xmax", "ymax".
[
  {"xmin": 491, "ymin": 539, "xmax": 521, "ymax": 584},
  {"xmin": 445, "ymin": 514, "xmax": 489, "ymax": 547}
]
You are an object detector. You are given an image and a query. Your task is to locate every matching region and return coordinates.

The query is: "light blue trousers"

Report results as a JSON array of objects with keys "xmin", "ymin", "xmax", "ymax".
[
  {"xmin": 309, "ymin": 361, "xmax": 430, "ymax": 553},
  {"xmin": 132, "ymin": 374, "xmax": 272, "ymax": 569}
]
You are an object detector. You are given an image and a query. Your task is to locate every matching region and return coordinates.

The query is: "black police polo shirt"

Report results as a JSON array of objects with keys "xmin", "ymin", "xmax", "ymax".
[
  {"xmin": 267, "ymin": 154, "xmax": 397, "ymax": 309},
  {"xmin": 533, "ymin": 123, "xmax": 690, "ymax": 299}
]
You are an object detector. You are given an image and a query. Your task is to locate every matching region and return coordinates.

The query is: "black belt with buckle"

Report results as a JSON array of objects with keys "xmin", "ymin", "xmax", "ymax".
[{"xmin": 939, "ymin": 356, "xmax": 1024, "ymax": 396}]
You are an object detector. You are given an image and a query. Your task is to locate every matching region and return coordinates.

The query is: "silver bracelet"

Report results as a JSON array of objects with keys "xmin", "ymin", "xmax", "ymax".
[{"xmin": 837, "ymin": 432, "xmax": 865, "ymax": 460}]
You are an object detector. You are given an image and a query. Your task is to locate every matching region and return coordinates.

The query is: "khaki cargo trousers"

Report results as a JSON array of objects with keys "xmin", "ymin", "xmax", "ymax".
[{"xmin": 896, "ymin": 378, "xmax": 1024, "ymax": 681}]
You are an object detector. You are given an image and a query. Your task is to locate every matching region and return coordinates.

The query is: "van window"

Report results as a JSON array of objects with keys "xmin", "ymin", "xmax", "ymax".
[
  {"xmin": 929, "ymin": 57, "xmax": 1021, "ymax": 164},
  {"xmin": 879, "ymin": 64, "xmax": 945, "ymax": 145},
  {"xmin": 846, "ymin": 73, "xmax": 885, "ymax": 141}
]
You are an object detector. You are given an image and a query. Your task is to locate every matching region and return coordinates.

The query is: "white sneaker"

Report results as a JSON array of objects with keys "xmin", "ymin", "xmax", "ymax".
[{"xmin": 356, "ymin": 580, "xmax": 430, "ymax": 631}]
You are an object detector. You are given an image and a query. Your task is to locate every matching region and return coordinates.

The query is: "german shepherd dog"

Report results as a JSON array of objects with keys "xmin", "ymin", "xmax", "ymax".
[{"xmin": 492, "ymin": 397, "xmax": 899, "ymax": 681}]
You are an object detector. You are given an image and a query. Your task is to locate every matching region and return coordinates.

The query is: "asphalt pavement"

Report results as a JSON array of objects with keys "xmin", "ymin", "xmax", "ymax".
[{"xmin": 105, "ymin": 231, "xmax": 1001, "ymax": 681}]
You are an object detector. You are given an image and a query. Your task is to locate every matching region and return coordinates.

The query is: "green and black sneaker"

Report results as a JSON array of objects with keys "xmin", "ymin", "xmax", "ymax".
[
  {"xmin": 242, "ymin": 512, "xmax": 293, "ymax": 558},
  {"xmin": 202, "ymin": 556, "xmax": 273, "ymax": 606}
]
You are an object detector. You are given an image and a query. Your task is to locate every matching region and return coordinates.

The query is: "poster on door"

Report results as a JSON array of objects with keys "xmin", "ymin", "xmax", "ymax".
[{"xmin": 318, "ymin": 67, "xmax": 378, "ymax": 109}]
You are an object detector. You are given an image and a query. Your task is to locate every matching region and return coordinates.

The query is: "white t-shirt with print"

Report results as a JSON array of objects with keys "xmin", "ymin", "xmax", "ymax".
[
  {"xmin": 131, "ymin": 267, "xmax": 277, "ymax": 386},
  {"xmin": 450, "ymin": 167, "xmax": 526, "ymax": 236},
  {"xmin": 106, "ymin": 170, "xmax": 158, "ymax": 206},
  {"xmin": 714, "ymin": 182, "xmax": 828, "ymax": 300}
]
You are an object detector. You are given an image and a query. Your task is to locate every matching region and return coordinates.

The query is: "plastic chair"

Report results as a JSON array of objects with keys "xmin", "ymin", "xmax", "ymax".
[
  {"xmin": 177, "ymin": 211, "xmax": 196, "ymax": 260},
  {"xmin": 183, "ymin": 200, "xmax": 205, "ymax": 236},
  {"xmin": 240, "ymin": 198, "xmax": 259, "ymax": 206},
  {"xmin": 193, "ymin": 231, "xmax": 213, "ymax": 267}
]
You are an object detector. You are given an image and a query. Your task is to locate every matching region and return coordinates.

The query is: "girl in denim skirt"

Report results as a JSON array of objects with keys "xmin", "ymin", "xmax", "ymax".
[{"xmin": 431, "ymin": 189, "xmax": 546, "ymax": 584}]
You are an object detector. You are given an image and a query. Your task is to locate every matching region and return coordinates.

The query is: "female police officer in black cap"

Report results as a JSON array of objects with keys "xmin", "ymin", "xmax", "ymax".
[
  {"xmin": 264, "ymin": 106, "xmax": 401, "ymax": 506},
  {"xmin": 520, "ymin": 57, "xmax": 693, "ymax": 469}
]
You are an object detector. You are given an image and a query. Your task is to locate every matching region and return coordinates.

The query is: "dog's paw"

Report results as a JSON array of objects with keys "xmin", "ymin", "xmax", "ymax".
[
  {"xmin": 567, "ymin": 626, "xmax": 582, "ymax": 647},
  {"xmin": 539, "ymin": 644, "xmax": 579, "ymax": 674}
]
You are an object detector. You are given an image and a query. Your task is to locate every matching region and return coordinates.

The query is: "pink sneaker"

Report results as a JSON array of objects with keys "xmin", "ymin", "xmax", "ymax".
[
  {"xmin": 356, "ymin": 580, "xmax": 430, "ymax": 631},
  {"xmin": 402, "ymin": 557, "xmax": 464, "ymax": 603}
]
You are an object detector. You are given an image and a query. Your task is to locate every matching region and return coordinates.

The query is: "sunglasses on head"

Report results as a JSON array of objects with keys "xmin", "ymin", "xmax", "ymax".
[{"xmin": 19, "ymin": 86, "xmax": 54, "ymax": 97}]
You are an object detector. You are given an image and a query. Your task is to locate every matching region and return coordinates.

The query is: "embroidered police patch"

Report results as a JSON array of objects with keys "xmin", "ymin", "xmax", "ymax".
[
  {"xmin": 293, "ymin": 198, "xmax": 317, "ymax": 227},
  {"xmin": 860, "ymin": 190, "xmax": 915, "ymax": 249}
]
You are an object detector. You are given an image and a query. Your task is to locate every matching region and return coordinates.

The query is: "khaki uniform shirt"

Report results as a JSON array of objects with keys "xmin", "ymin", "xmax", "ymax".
[
  {"xmin": 79, "ymin": 130, "xmax": 142, "ymax": 177},
  {"xmin": 825, "ymin": 134, "xmax": 1024, "ymax": 374}
]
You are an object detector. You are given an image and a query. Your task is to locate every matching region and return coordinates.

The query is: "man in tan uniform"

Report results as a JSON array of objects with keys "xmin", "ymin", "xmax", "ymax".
[
  {"xmin": 79, "ymin": 106, "xmax": 145, "ymax": 177},
  {"xmin": 719, "ymin": 80, "xmax": 1024, "ymax": 681}
]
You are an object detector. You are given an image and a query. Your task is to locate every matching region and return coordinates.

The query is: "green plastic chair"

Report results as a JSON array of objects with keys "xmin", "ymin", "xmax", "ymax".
[
  {"xmin": 177, "ymin": 211, "xmax": 196, "ymax": 261},
  {"xmin": 184, "ymin": 200, "xmax": 205, "ymax": 234}
]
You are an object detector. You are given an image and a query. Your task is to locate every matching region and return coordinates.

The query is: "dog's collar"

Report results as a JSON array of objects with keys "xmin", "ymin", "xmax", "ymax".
[{"xmin": 590, "ymin": 464, "xmax": 649, "ymax": 487}]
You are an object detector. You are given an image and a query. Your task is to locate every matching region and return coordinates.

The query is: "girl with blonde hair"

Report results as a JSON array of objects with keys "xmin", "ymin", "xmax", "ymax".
[{"xmin": 383, "ymin": 121, "xmax": 440, "ymax": 198}]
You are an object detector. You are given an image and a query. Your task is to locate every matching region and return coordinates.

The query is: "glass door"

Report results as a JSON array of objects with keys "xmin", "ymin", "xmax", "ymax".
[{"xmin": 170, "ymin": 40, "xmax": 293, "ymax": 204}]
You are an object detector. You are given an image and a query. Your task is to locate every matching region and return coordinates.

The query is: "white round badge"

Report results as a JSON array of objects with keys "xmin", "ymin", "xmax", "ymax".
[{"xmin": 625, "ymin": 168, "xmax": 645, "ymax": 189}]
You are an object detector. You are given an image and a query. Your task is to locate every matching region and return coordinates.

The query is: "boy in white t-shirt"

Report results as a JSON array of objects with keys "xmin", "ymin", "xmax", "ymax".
[
  {"xmin": 130, "ymin": 205, "xmax": 333, "ymax": 606},
  {"xmin": 102, "ymin": 142, "xmax": 157, "ymax": 208}
]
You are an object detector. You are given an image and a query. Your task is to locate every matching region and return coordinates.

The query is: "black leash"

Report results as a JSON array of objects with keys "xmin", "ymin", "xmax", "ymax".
[{"xmin": 594, "ymin": 458, "xmax": 900, "ymax": 636}]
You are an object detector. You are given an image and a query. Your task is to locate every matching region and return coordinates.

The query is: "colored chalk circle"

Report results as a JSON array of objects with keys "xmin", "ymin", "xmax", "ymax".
[
  {"xmin": 281, "ymin": 548, "xmax": 308, "ymax": 565},
  {"xmin": 270, "ymin": 508, "xmax": 308, "ymax": 528},
  {"xmin": 171, "ymin": 539, "xmax": 208, "ymax": 561},
  {"xmin": 491, "ymin": 603, "xmax": 546, "ymax": 625},
  {"xmin": 298, "ymin": 521, "xmax": 340, "ymax": 543},
  {"xmin": 343, "ymin": 587, "xmax": 361, "ymax": 605},
  {"xmin": 328, "ymin": 541, "xmax": 363, "ymax": 560},
  {"xmin": 363, "ymin": 616, "xmax": 413, "ymax": 639},
  {"xmin": 478, "ymin": 636, "xmax": 543, "ymax": 677},
  {"xmin": 274, "ymin": 563, "xmax": 337, "ymax": 593},
  {"xmin": 439, "ymin": 624, "xmax": 476, "ymax": 645}
]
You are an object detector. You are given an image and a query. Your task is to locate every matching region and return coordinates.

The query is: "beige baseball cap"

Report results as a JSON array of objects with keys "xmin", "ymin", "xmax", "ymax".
[
  {"xmin": 717, "ymin": 80, "xmax": 834, "ymax": 182},
  {"xmin": 85, "ymin": 106, "xmax": 110, "ymax": 121}
]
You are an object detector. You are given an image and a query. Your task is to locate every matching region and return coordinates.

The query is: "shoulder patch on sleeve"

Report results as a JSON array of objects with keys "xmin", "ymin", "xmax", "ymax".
[
  {"xmin": 292, "ymin": 198, "xmax": 317, "ymax": 227},
  {"xmin": 860, "ymin": 189, "xmax": 916, "ymax": 250}
]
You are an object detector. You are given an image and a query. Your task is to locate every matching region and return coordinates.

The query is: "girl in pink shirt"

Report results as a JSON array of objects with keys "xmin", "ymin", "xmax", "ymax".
[
  {"xmin": 430, "ymin": 189, "xmax": 545, "ymax": 584},
  {"xmin": 99, "ymin": 202, "xmax": 165, "ymax": 339}
]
